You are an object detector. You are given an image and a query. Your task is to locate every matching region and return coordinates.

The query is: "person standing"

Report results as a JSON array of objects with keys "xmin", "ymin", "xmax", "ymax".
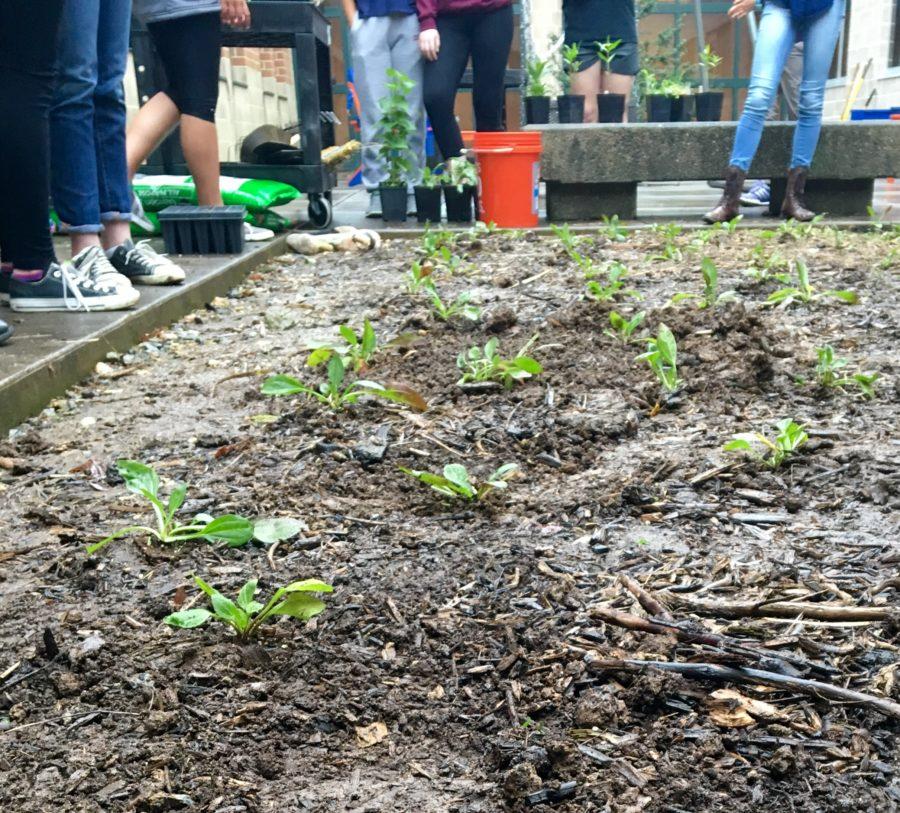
[
  {"xmin": 563, "ymin": 0, "xmax": 639, "ymax": 123},
  {"xmin": 343, "ymin": 0, "xmax": 426, "ymax": 217},
  {"xmin": 0, "ymin": 0, "xmax": 136, "ymax": 319},
  {"xmin": 705, "ymin": 0, "xmax": 846, "ymax": 223},
  {"xmin": 416, "ymin": 0, "xmax": 513, "ymax": 160}
]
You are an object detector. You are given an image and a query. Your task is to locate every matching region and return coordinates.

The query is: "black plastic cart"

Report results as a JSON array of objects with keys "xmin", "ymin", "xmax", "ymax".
[{"xmin": 131, "ymin": 0, "xmax": 337, "ymax": 228}]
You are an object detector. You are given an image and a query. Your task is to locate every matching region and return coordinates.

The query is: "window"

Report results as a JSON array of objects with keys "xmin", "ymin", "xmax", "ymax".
[{"xmin": 891, "ymin": 0, "xmax": 900, "ymax": 67}]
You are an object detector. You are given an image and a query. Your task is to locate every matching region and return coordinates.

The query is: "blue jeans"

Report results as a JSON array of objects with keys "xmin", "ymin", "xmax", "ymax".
[
  {"xmin": 50, "ymin": 0, "xmax": 132, "ymax": 233},
  {"xmin": 729, "ymin": 0, "xmax": 845, "ymax": 172}
]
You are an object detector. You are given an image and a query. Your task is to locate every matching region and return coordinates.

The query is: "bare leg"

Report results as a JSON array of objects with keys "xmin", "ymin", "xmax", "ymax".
[
  {"xmin": 600, "ymin": 71, "xmax": 635, "ymax": 122},
  {"xmin": 571, "ymin": 62, "xmax": 601, "ymax": 123},
  {"xmin": 126, "ymin": 91, "xmax": 180, "ymax": 176},
  {"xmin": 101, "ymin": 221, "xmax": 131, "ymax": 250},
  {"xmin": 179, "ymin": 115, "xmax": 222, "ymax": 206},
  {"xmin": 71, "ymin": 233, "xmax": 102, "ymax": 254}
]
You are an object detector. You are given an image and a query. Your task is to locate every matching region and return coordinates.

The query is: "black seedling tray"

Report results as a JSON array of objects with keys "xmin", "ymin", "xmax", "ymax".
[{"xmin": 158, "ymin": 205, "xmax": 246, "ymax": 255}]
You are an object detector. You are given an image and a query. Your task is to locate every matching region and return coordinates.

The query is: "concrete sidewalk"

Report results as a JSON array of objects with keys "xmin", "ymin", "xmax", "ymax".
[{"xmin": 0, "ymin": 237, "xmax": 287, "ymax": 435}]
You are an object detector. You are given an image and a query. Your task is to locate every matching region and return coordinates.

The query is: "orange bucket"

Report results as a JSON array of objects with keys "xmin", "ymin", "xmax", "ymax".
[{"xmin": 473, "ymin": 130, "xmax": 542, "ymax": 228}]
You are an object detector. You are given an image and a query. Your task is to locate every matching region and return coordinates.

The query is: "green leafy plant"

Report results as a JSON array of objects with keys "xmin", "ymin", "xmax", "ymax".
[
  {"xmin": 765, "ymin": 259, "xmax": 857, "ymax": 307},
  {"xmin": 262, "ymin": 354, "xmax": 426, "ymax": 411},
  {"xmin": 697, "ymin": 44, "xmax": 722, "ymax": 91},
  {"xmin": 604, "ymin": 310, "xmax": 645, "ymax": 343},
  {"xmin": 87, "ymin": 460, "xmax": 253, "ymax": 554},
  {"xmin": 651, "ymin": 222, "xmax": 683, "ymax": 262},
  {"xmin": 307, "ymin": 320, "xmax": 379, "ymax": 371},
  {"xmin": 457, "ymin": 335, "xmax": 542, "ymax": 387},
  {"xmin": 600, "ymin": 214, "xmax": 628, "ymax": 242},
  {"xmin": 745, "ymin": 243, "xmax": 790, "ymax": 282},
  {"xmin": 551, "ymin": 223, "xmax": 586, "ymax": 256},
  {"xmin": 418, "ymin": 163, "xmax": 443, "ymax": 189},
  {"xmin": 418, "ymin": 226, "xmax": 457, "ymax": 259},
  {"xmin": 636, "ymin": 324, "xmax": 681, "ymax": 392},
  {"xmin": 427, "ymin": 283, "xmax": 481, "ymax": 322},
  {"xmin": 377, "ymin": 68, "xmax": 416, "ymax": 187},
  {"xmin": 584, "ymin": 260, "xmax": 639, "ymax": 302},
  {"xmin": 724, "ymin": 419, "xmax": 808, "ymax": 469},
  {"xmin": 595, "ymin": 38, "xmax": 622, "ymax": 72},
  {"xmin": 526, "ymin": 57, "xmax": 549, "ymax": 97},
  {"xmin": 443, "ymin": 155, "xmax": 478, "ymax": 192},
  {"xmin": 814, "ymin": 345, "xmax": 879, "ymax": 398},
  {"xmin": 671, "ymin": 257, "xmax": 734, "ymax": 309},
  {"xmin": 407, "ymin": 259, "xmax": 434, "ymax": 293},
  {"xmin": 561, "ymin": 42, "xmax": 582, "ymax": 92},
  {"xmin": 165, "ymin": 575, "xmax": 332, "ymax": 641},
  {"xmin": 400, "ymin": 462, "xmax": 518, "ymax": 501}
]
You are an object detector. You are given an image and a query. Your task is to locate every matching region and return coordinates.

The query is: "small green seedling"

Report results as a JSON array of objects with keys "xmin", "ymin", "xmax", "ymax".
[
  {"xmin": 551, "ymin": 223, "xmax": 586, "ymax": 255},
  {"xmin": 526, "ymin": 57, "xmax": 549, "ymax": 97},
  {"xmin": 745, "ymin": 243, "xmax": 790, "ymax": 282},
  {"xmin": 418, "ymin": 226, "xmax": 457, "ymax": 259},
  {"xmin": 427, "ymin": 284, "xmax": 481, "ymax": 322},
  {"xmin": 814, "ymin": 345, "xmax": 879, "ymax": 398},
  {"xmin": 604, "ymin": 310, "xmax": 645, "ymax": 343},
  {"xmin": 600, "ymin": 214, "xmax": 628, "ymax": 242},
  {"xmin": 400, "ymin": 462, "xmax": 518, "ymax": 501},
  {"xmin": 419, "ymin": 163, "xmax": 443, "ymax": 189},
  {"xmin": 561, "ymin": 42, "xmax": 582, "ymax": 92},
  {"xmin": 407, "ymin": 259, "xmax": 434, "ymax": 293},
  {"xmin": 595, "ymin": 38, "xmax": 622, "ymax": 72},
  {"xmin": 671, "ymin": 257, "xmax": 734, "ymax": 309},
  {"xmin": 765, "ymin": 259, "xmax": 857, "ymax": 307},
  {"xmin": 307, "ymin": 319, "xmax": 379, "ymax": 371},
  {"xmin": 776, "ymin": 215, "xmax": 825, "ymax": 241},
  {"xmin": 724, "ymin": 419, "xmax": 808, "ymax": 469},
  {"xmin": 584, "ymin": 260, "xmax": 639, "ymax": 302},
  {"xmin": 651, "ymin": 222, "xmax": 683, "ymax": 262},
  {"xmin": 87, "ymin": 460, "xmax": 253, "ymax": 554},
  {"xmin": 457, "ymin": 335, "xmax": 542, "ymax": 387},
  {"xmin": 165, "ymin": 575, "xmax": 332, "ymax": 641},
  {"xmin": 443, "ymin": 155, "xmax": 478, "ymax": 193},
  {"xmin": 262, "ymin": 354, "xmax": 426, "ymax": 411},
  {"xmin": 636, "ymin": 324, "xmax": 681, "ymax": 393}
]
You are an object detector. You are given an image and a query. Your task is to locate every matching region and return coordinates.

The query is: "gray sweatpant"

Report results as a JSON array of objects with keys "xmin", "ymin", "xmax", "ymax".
[
  {"xmin": 767, "ymin": 41, "xmax": 803, "ymax": 122},
  {"xmin": 350, "ymin": 13, "xmax": 425, "ymax": 191}
]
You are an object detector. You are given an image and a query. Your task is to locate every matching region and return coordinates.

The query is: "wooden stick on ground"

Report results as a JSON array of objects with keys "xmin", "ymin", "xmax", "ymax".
[
  {"xmin": 618, "ymin": 573, "xmax": 672, "ymax": 619},
  {"xmin": 662, "ymin": 593, "xmax": 896, "ymax": 622},
  {"xmin": 590, "ymin": 658, "xmax": 900, "ymax": 720}
]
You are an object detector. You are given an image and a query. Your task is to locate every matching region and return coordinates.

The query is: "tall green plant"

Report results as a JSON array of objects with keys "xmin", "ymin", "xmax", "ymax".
[
  {"xmin": 526, "ymin": 57, "xmax": 549, "ymax": 96},
  {"xmin": 377, "ymin": 69, "xmax": 416, "ymax": 187},
  {"xmin": 560, "ymin": 43, "xmax": 582, "ymax": 93}
]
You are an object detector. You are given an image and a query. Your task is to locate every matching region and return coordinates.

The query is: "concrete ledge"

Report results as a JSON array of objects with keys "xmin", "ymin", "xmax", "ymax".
[{"xmin": 0, "ymin": 237, "xmax": 287, "ymax": 435}]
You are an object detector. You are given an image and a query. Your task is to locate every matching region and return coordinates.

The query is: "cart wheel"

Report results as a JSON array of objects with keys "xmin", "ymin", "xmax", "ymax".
[{"xmin": 308, "ymin": 195, "xmax": 333, "ymax": 229}]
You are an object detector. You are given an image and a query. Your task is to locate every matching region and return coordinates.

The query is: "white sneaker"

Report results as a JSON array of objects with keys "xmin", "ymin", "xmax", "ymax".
[
  {"xmin": 243, "ymin": 222, "xmax": 275, "ymax": 242},
  {"xmin": 108, "ymin": 240, "xmax": 185, "ymax": 285},
  {"xmin": 9, "ymin": 262, "xmax": 140, "ymax": 312},
  {"xmin": 71, "ymin": 246, "xmax": 133, "ymax": 293}
]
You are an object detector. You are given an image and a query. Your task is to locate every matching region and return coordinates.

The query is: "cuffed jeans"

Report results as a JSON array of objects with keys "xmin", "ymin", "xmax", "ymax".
[
  {"xmin": 50, "ymin": 0, "xmax": 132, "ymax": 233},
  {"xmin": 351, "ymin": 13, "xmax": 425, "ymax": 191},
  {"xmin": 729, "ymin": 0, "xmax": 845, "ymax": 172}
]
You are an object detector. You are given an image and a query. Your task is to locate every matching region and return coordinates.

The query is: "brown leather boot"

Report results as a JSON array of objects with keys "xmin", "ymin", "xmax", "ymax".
[
  {"xmin": 703, "ymin": 166, "xmax": 746, "ymax": 224},
  {"xmin": 781, "ymin": 166, "xmax": 815, "ymax": 221}
]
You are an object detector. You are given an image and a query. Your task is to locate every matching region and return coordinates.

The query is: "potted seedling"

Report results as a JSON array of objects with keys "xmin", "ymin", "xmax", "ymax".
[
  {"xmin": 641, "ymin": 69, "xmax": 671, "ymax": 123},
  {"xmin": 695, "ymin": 45, "xmax": 724, "ymax": 121},
  {"xmin": 442, "ymin": 155, "xmax": 478, "ymax": 223},
  {"xmin": 557, "ymin": 43, "xmax": 585, "ymax": 124},
  {"xmin": 415, "ymin": 164, "xmax": 443, "ymax": 224},
  {"xmin": 595, "ymin": 38, "xmax": 625, "ymax": 123},
  {"xmin": 376, "ymin": 68, "xmax": 416, "ymax": 222},
  {"xmin": 664, "ymin": 72, "xmax": 694, "ymax": 122},
  {"xmin": 524, "ymin": 57, "xmax": 551, "ymax": 124}
]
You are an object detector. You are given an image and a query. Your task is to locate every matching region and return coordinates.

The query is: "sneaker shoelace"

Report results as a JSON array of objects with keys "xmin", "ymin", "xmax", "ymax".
[
  {"xmin": 58, "ymin": 263, "xmax": 96, "ymax": 312},
  {"xmin": 77, "ymin": 246, "xmax": 122, "ymax": 283},
  {"xmin": 127, "ymin": 240, "xmax": 172, "ymax": 271}
]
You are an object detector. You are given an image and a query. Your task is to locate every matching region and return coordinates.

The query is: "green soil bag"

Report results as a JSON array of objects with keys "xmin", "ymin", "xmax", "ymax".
[
  {"xmin": 250, "ymin": 208, "xmax": 296, "ymax": 232},
  {"xmin": 133, "ymin": 175, "xmax": 300, "ymax": 212}
]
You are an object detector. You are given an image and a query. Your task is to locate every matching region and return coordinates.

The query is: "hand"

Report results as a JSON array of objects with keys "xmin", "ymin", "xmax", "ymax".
[
  {"xmin": 727, "ymin": 0, "xmax": 756, "ymax": 19},
  {"xmin": 419, "ymin": 29, "xmax": 440, "ymax": 61},
  {"xmin": 222, "ymin": 0, "xmax": 251, "ymax": 28}
]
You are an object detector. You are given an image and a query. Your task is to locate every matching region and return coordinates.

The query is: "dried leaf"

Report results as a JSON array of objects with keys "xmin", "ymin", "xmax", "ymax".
[
  {"xmin": 707, "ymin": 688, "xmax": 785, "ymax": 728},
  {"xmin": 355, "ymin": 721, "xmax": 389, "ymax": 748}
]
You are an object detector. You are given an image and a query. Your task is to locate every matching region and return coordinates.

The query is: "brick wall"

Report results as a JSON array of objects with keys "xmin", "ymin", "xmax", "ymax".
[
  {"xmin": 125, "ymin": 48, "xmax": 298, "ymax": 163},
  {"xmin": 823, "ymin": 0, "xmax": 900, "ymax": 118}
]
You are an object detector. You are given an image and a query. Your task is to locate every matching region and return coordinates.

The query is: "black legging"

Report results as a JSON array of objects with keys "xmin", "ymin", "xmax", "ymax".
[
  {"xmin": 423, "ymin": 4, "xmax": 513, "ymax": 160},
  {"xmin": 0, "ymin": 0, "xmax": 63, "ymax": 271},
  {"xmin": 147, "ymin": 11, "xmax": 221, "ymax": 122}
]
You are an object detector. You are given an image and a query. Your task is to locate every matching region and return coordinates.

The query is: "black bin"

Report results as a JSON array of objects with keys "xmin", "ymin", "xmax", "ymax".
[{"xmin": 159, "ymin": 205, "xmax": 246, "ymax": 255}]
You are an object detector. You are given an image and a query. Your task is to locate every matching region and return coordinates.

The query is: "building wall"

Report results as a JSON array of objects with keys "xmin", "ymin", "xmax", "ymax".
[
  {"xmin": 125, "ymin": 47, "xmax": 298, "ymax": 165},
  {"xmin": 823, "ymin": 0, "xmax": 900, "ymax": 119}
]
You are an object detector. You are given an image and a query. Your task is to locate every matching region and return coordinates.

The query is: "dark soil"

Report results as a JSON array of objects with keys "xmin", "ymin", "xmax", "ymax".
[{"xmin": 1, "ymin": 223, "xmax": 899, "ymax": 813}]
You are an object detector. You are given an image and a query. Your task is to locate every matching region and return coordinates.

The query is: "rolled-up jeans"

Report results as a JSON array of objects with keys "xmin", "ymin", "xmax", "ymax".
[
  {"xmin": 50, "ymin": 0, "xmax": 132, "ymax": 233},
  {"xmin": 729, "ymin": 0, "xmax": 845, "ymax": 172}
]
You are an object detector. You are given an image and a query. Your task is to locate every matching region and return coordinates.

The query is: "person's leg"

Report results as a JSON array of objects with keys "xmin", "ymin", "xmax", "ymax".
[
  {"xmin": 469, "ymin": 4, "xmax": 514, "ymax": 132},
  {"xmin": 50, "ymin": 0, "xmax": 104, "ymax": 254},
  {"xmin": 126, "ymin": 93, "xmax": 181, "ymax": 177},
  {"xmin": 351, "ymin": 15, "xmax": 394, "ymax": 198},
  {"xmin": 780, "ymin": 41, "xmax": 804, "ymax": 121},
  {"xmin": 571, "ymin": 59, "xmax": 601, "ymax": 124},
  {"xmin": 94, "ymin": 0, "xmax": 133, "ymax": 250},
  {"xmin": 390, "ymin": 13, "xmax": 426, "ymax": 186},
  {"xmin": 423, "ymin": 14, "xmax": 472, "ymax": 159}
]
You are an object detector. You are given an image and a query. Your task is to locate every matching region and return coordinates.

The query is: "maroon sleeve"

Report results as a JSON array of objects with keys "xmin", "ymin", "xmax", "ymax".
[{"xmin": 416, "ymin": 0, "xmax": 438, "ymax": 30}]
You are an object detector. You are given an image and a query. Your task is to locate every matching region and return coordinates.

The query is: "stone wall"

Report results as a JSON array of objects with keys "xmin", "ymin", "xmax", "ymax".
[{"xmin": 125, "ymin": 48, "xmax": 298, "ymax": 164}]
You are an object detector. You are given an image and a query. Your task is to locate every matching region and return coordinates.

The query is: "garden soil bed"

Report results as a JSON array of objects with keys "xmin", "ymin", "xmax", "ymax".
[{"xmin": 0, "ymin": 223, "xmax": 898, "ymax": 812}]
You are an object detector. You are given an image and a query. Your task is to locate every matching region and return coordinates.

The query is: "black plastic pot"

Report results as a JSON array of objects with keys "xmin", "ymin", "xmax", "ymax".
[
  {"xmin": 525, "ymin": 96, "xmax": 551, "ymax": 125},
  {"xmin": 695, "ymin": 91, "xmax": 724, "ymax": 122},
  {"xmin": 646, "ymin": 94, "xmax": 672, "ymax": 122},
  {"xmin": 669, "ymin": 94, "xmax": 694, "ymax": 122},
  {"xmin": 557, "ymin": 94, "xmax": 585, "ymax": 124},
  {"xmin": 597, "ymin": 93, "xmax": 626, "ymax": 123},
  {"xmin": 379, "ymin": 184, "xmax": 408, "ymax": 222},
  {"xmin": 443, "ymin": 185, "xmax": 475, "ymax": 223},
  {"xmin": 414, "ymin": 186, "xmax": 442, "ymax": 223}
]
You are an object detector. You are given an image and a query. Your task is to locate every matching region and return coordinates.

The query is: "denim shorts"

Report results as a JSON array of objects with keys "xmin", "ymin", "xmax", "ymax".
[{"xmin": 576, "ymin": 40, "xmax": 639, "ymax": 76}]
